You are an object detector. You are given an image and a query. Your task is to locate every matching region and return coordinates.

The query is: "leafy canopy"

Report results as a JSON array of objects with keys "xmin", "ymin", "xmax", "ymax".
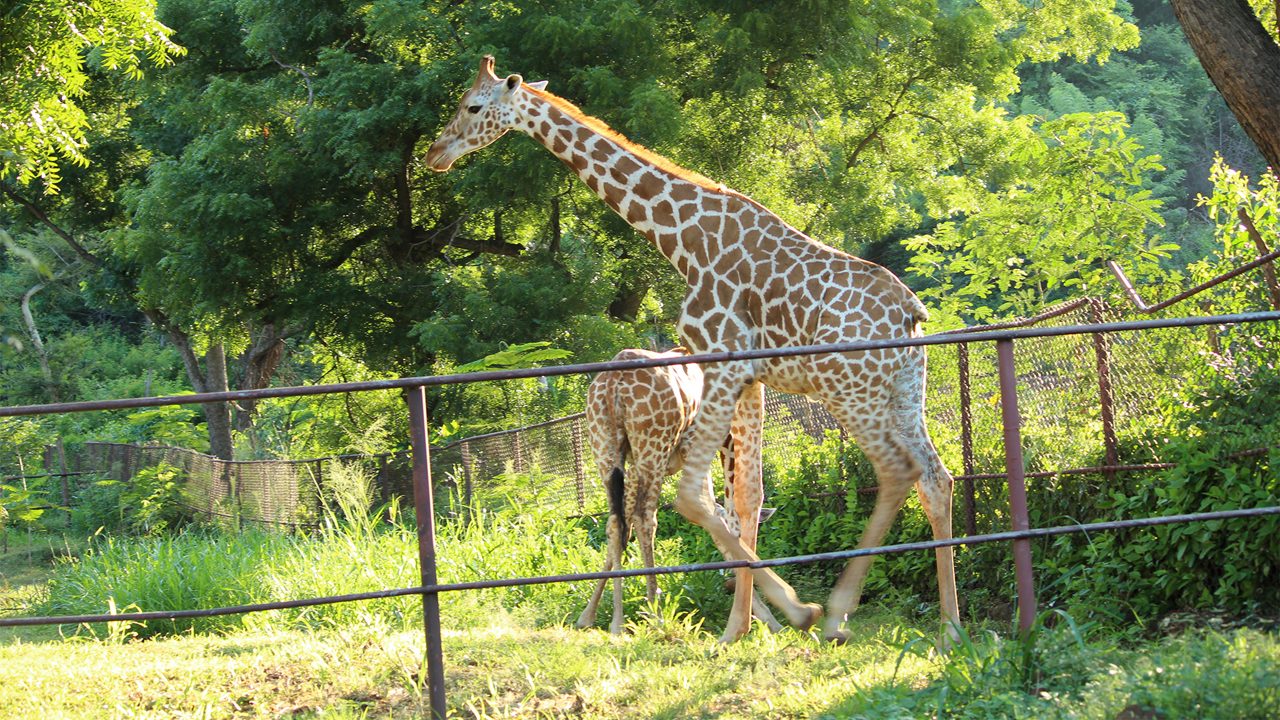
[{"xmin": 0, "ymin": 0, "xmax": 183, "ymax": 192}]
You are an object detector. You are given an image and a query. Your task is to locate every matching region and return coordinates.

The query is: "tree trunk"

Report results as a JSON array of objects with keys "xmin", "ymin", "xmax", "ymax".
[
  {"xmin": 21, "ymin": 282, "xmax": 71, "ymax": 504},
  {"xmin": 20, "ymin": 283, "xmax": 58, "ymax": 402},
  {"xmin": 1170, "ymin": 0, "xmax": 1280, "ymax": 172},
  {"xmin": 203, "ymin": 343, "xmax": 235, "ymax": 461},
  {"xmin": 233, "ymin": 323, "xmax": 289, "ymax": 433},
  {"xmin": 148, "ymin": 310, "xmax": 237, "ymax": 460},
  {"xmin": 607, "ymin": 283, "xmax": 648, "ymax": 322}
]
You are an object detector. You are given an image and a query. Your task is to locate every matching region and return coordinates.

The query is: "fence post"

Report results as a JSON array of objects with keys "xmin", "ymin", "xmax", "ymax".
[
  {"xmin": 1239, "ymin": 207, "xmax": 1280, "ymax": 310},
  {"xmin": 995, "ymin": 338, "xmax": 1037, "ymax": 636},
  {"xmin": 231, "ymin": 464, "xmax": 243, "ymax": 533},
  {"xmin": 957, "ymin": 342, "xmax": 978, "ymax": 536},
  {"xmin": 404, "ymin": 385, "xmax": 447, "ymax": 720},
  {"xmin": 512, "ymin": 432, "xmax": 525, "ymax": 474},
  {"xmin": 570, "ymin": 417, "xmax": 587, "ymax": 512},
  {"xmin": 1089, "ymin": 300, "xmax": 1120, "ymax": 476},
  {"xmin": 460, "ymin": 441, "xmax": 474, "ymax": 524}
]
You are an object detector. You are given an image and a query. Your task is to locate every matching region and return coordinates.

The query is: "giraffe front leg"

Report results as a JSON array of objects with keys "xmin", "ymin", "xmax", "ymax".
[
  {"xmin": 673, "ymin": 364, "xmax": 821, "ymax": 640},
  {"xmin": 724, "ymin": 381, "xmax": 765, "ymax": 639},
  {"xmin": 729, "ymin": 382, "xmax": 784, "ymax": 635}
]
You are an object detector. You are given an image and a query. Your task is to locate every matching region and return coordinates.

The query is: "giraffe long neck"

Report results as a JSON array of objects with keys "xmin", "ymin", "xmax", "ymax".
[{"xmin": 515, "ymin": 91, "xmax": 727, "ymax": 278}]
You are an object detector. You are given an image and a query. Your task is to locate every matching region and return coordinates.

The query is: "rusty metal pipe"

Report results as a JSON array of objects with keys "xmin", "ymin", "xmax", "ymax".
[
  {"xmin": 996, "ymin": 339, "xmax": 1037, "ymax": 635},
  {"xmin": 1108, "ymin": 250, "xmax": 1280, "ymax": 314},
  {"xmin": 5, "ymin": 312, "xmax": 1280, "ymax": 419},
  {"xmin": 405, "ymin": 387, "xmax": 447, "ymax": 720}
]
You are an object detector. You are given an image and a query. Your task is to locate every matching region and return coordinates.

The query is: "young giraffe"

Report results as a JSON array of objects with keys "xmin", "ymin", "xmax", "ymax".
[
  {"xmin": 427, "ymin": 57, "xmax": 960, "ymax": 644},
  {"xmin": 574, "ymin": 347, "xmax": 782, "ymax": 635}
]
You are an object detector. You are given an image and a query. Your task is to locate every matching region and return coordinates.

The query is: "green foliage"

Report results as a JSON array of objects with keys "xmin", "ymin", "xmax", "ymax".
[
  {"xmin": 68, "ymin": 476, "xmax": 127, "ymax": 536},
  {"xmin": 906, "ymin": 111, "xmax": 1171, "ymax": 324},
  {"xmin": 892, "ymin": 610, "xmax": 1099, "ymax": 713},
  {"xmin": 121, "ymin": 462, "xmax": 191, "ymax": 535},
  {"xmin": 453, "ymin": 341, "xmax": 572, "ymax": 373},
  {"xmin": 0, "ymin": 478, "xmax": 49, "ymax": 531},
  {"xmin": 72, "ymin": 463, "xmax": 193, "ymax": 537},
  {"xmin": 0, "ymin": 0, "xmax": 183, "ymax": 191},
  {"xmin": 1117, "ymin": 630, "xmax": 1280, "ymax": 719},
  {"xmin": 1052, "ymin": 332, "xmax": 1280, "ymax": 624}
]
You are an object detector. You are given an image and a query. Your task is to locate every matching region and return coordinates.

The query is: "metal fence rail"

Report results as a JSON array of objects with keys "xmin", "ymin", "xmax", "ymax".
[
  {"xmin": 32, "ymin": 300, "xmax": 1274, "ymax": 535},
  {"xmin": 3, "ymin": 309, "xmax": 1279, "ymax": 720},
  {"xmin": 5, "ymin": 505, "xmax": 1275, "ymax": 629}
]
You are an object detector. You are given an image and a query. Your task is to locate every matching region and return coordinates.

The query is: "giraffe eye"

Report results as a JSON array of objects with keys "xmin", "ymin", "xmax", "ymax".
[{"xmin": 466, "ymin": 105, "xmax": 482, "ymax": 114}]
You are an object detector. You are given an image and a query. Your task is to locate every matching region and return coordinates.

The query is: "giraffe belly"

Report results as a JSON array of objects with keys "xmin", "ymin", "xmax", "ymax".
[{"xmin": 755, "ymin": 356, "xmax": 821, "ymax": 396}]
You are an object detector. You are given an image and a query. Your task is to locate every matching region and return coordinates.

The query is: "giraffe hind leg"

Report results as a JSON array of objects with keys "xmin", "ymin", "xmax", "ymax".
[
  {"xmin": 820, "ymin": 403, "xmax": 921, "ymax": 643},
  {"xmin": 576, "ymin": 498, "xmax": 623, "ymax": 630},
  {"xmin": 893, "ymin": 354, "xmax": 962, "ymax": 645}
]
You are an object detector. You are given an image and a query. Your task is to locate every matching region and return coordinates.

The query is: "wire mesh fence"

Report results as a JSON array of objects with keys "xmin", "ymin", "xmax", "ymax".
[
  {"xmin": 7, "ymin": 308, "xmax": 1280, "ymax": 720},
  {"xmin": 45, "ymin": 297, "xmax": 1257, "ymax": 536}
]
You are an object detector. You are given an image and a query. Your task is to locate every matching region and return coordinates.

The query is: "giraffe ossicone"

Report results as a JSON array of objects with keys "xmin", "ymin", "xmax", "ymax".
[
  {"xmin": 428, "ymin": 56, "xmax": 961, "ymax": 645},
  {"xmin": 575, "ymin": 347, "xmax": 781, "ymax": 636}
]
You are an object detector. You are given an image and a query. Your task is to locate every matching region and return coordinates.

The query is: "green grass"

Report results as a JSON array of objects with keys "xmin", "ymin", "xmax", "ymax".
[
  {"xmin": 3, "ymin": 474, "xmax": 1277, "ymax": 718},
  {"xmin": 2, "ymin": 602, "xmax": 1278, "ymax": 718},
  {"xmin": 0, "ymin": 527, "xmax": 83, "ymax": 644}
]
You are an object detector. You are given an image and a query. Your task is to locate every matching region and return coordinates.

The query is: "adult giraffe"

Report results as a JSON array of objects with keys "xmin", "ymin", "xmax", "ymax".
[
  {"xmin": 575, "ymin": 347, "xmax": 782, "ymax": 635},
  {"xmin": 426, "ymin": 56, "xmax": 960, "ymax": 644}
]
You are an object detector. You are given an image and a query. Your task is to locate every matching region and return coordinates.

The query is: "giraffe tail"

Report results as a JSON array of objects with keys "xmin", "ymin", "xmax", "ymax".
[
  {"xmin": 907, "ymin": 294, "xmax": 929, "ymax": 327},
  {"xmin": 606, "ymin": 466, "xmax": 628, "ymax": 542}
]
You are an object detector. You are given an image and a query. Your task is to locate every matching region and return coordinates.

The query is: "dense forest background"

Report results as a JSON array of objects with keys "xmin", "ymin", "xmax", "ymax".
[{"xmin": 2, "ymin": 0, "xmax": 1278, "ymax": 465}]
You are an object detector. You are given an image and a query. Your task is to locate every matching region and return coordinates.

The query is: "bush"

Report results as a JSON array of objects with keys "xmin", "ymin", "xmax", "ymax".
[
  {"xmin": 70, "ymin": 463, "xmax": 193, "ymax": 536},
  {"xmin": 1042, "ymin": 330, "xmax": 1280, "ymax": 626}
]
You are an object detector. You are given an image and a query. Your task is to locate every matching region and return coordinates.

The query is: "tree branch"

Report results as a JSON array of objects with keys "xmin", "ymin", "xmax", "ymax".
[
  {"xmin": 144, "ymin": 309, "xmax": 208, "ymax": 393},
  {"xmin": 317, "ymin": 226, "xmax": 382, "ymax": 271},
  {"xmin": 1, "ymin": 183, "xmax": 104, "ymax": 268}
]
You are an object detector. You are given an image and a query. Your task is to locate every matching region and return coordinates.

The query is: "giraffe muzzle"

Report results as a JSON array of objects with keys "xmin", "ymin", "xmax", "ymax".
[{"xmin": 424, "ymin": 142, "xmax": 454, "ymax": 172}]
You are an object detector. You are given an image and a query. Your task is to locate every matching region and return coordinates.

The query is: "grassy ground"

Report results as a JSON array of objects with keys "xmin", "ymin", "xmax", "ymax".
[{"xmin": 4, "ymin": 531, "xmax": 1279, "ymax": 719}]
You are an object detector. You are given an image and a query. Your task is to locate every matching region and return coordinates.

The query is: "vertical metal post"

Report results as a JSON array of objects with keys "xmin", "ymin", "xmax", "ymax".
[
  {"xmin": 570, "ymin": 417, "xmax": 587, "ymax": 512},
  {"xmin": 376, "ymin": 454, "xmax": 388, "ymax": 504},
  {"xmin": 512, "ymin": 432, "xmax": 526, "ymax": 474},
  {"xmin": 405, "ymin": 385, "xmax": 447, "ymax": 720},
  {"xmin": 460, "ymin": 441, "xmax": 474, "ymax": 524},
  {"xmin": 957, "ymin": 342, "xmax": 978, "ymax": 536},
  {"xmin": 995, "ymin": 339, "xmax": 1037, "ymax": 635},
  {"xmin": 1089, "ymin": 300, "xmax": 1120, "ymax": 476},
  {"xmin": 233, "ymin": 464, "xmax": 243, "ymax": 533},
  {"xmin": 1239, "ymin": 207, "xmax": 1280, "ymax": 310}
]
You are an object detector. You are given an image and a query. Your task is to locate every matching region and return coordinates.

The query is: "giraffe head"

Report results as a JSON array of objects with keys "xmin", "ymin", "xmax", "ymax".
[{"xmin": 425, "ymin": 56, "xmax": 546, "ymax": 172}]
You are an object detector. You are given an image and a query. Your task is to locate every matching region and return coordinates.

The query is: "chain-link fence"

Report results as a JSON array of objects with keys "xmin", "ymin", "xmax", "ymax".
[{"xmin": 50, "ymin": 297, "xmax": 1262, "ymax": 532}]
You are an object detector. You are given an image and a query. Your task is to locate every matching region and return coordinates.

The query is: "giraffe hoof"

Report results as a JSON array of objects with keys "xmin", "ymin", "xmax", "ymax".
[
  {"xmin": 824, "ymin": 628, "xmax": 852, "ymax": 645},
  {"xmin": 794, "ymin": 603, "xmax": 823, "ymax": 632}
]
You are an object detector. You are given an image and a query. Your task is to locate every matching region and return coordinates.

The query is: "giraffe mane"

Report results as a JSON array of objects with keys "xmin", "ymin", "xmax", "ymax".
[{"xmin": 526, "ymin": 86, "xmax": 722, "ymax": 191}]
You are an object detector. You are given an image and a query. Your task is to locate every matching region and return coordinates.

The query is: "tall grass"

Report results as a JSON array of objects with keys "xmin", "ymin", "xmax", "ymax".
[
  {"xmin": 39, "ymin": 461, "xmax": 708, "ymax": 637},
  {"xmin": 42, "ymin": 528, "xmax": 293, "ymax": 636}
]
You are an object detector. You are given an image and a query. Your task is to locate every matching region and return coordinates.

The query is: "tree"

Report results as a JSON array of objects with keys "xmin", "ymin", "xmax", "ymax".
[
  {"xmin": 1170, "ymin": 0, "xmax": 1280, "ymax": 172},
  {"xmin": 6, "ymin": 0, "xmax": 1179, "ymax": 451},
  {"xmin": 0, "ymin": 0, "xmax": 182, "ymax": 192},
  {"xmin": 905, "ymin": 112, "xmax": 1171, "ymax": 324}
]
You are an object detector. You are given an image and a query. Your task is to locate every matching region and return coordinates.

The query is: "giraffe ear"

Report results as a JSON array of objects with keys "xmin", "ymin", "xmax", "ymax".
[
  {"xmin": 504, "ymin": 74, "xmax": 523, "ymax": 92},
  {"xmin": 526, "ymin": 80, "xmax": 548, "ymax": 91}
]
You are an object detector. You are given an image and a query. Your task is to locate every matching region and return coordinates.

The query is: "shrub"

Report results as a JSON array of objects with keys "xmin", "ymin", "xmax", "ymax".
[{"xmin": 69, "ymin": 463, "xmax": 193, "ymax": 536}]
